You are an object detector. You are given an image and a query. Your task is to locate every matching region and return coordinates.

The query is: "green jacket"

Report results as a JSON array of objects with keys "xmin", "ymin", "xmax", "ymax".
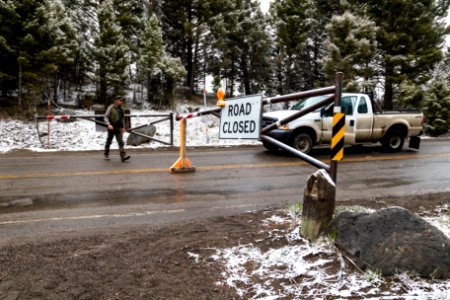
[{"xmin": 104, "ymin": 105, "xmax": 125, "ymax": 129}]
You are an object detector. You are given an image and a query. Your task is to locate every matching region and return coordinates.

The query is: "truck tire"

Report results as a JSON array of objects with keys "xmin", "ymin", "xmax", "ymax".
[
  {"xmin": 291, "ymin": 133, "xmax": 313, "ymax": 154},
  {"xmin": 263, "ymin": 141, "xmax": 279, "ymax": 152},
  {"xmin": 382, "ymin": 130, "xmax": 405, "ymax": 152}
]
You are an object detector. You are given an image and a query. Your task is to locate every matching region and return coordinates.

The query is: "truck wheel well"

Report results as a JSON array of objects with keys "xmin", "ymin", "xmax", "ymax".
[
  {"xmin": 386, "ymin": 124, "xmax": 408, "ymax": 138},
  {"xmin": 291, "ymin": 127, "xmax": 317, "ymax": 145}
]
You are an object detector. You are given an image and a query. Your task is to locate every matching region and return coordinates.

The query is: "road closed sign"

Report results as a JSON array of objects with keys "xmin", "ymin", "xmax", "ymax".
[{"xmin": 219, "ymin": 95, "xmax": 262, "ymax": 140}]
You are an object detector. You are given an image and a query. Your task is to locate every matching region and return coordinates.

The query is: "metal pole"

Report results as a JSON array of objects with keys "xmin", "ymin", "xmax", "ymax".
[
  {"xmin": 261, "ymin": 95, "xmax": 335, "ymax": 134},
  {"xmin": 330, "ymin": 72, "xmax": 343, "ymax": 183},
  {"xmin": 261, "ymin": 135, "xmax": 330, "ymax": 171},
  {"xmin": 126, "ymin": 130, "xmax": 172, "ymax": 146},
  {"xmin": 264, "ymin": 86, "xmax": 336, "ymax": 105},
  {"xmin": 35, "ymin": 114, "xmax": 171, "ymax": 120},
  {"xmin": 170, "ymin": 112, "xmax": 174, "ymax": 146},
  {"xmin": 175, "ymin": 86, "xmax": 336, "ymax": 121},
  {"xmin": 169, "ymin": 116, "xmax": 195, "ymax": 173},
  {"xmin": 180, "ymin": 118, "xmax": 186, "ymax": 163},
  {"xmin": 47, "ymin": 95, "xmax": 51, "ymax": 149},
  {"xmin": 34, "ymin": 114, "xmax": 45, "ymax": 148},
  {"xmin": 203, "ymin": 85, "xmax": 209, "ymax": 144}
]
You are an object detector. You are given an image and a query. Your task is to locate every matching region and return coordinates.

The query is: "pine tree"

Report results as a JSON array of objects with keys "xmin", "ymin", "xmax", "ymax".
[
  {"xmin": 139, "ymin": 15, "xmax": 164, "ymax": 104},
  {"xmin": 44, "ymin": 0, "xmax": 79, "ymax": 102},
  {"xmin": 0, "ymin": 1, "xmax": 17, "ymax": 97},
  {"xmin": 396, "ymin": 80, "xmax": 424, "ymax": 109},
  {"xmin": 157, "ymin": 55, "xmax": 186, "ymax": 107},
  {"xmin": 208, "ymin": 0, "xmax": 271, "ymax": 97},
  {"xmin": 349, "ymin": 0, "xmax": 450, "ymax": 109},
  {"xmin": 0, "ymin": 0, "xmax": 77, "ymax": 107},
  {"xmin": 269, "ymin": 0, "xmax": 321, "ymax": 94},
  {"xmin": 322, "ymin": 11, "xmax": 378, "ymax": 92},
  {"xmin": 93, "ymin": 0, "xmax": 130, "ymax": 106},
  {"xmin": 160, "ymin": 0, "xmax": 209, "ymax": 95},
  {"xmin": 139, "ymin": 14, "xmax": 186, "ymax": 108},
  {"xmin": 62, "ymin": 0, "xmax": 98, "ymax": 91},
  {"xmin": 237, "ymin": 0, "xmax": 272, "ymax": 95},
  {"xmin": 423, "ymin": 78, "xmax": 450, "ymax": 135}
]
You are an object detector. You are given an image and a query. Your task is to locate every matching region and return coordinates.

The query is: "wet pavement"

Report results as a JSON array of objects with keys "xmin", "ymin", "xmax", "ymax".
[{"xmin": 0, "ymin": 141, "xmax": 449, "ymax": 244}]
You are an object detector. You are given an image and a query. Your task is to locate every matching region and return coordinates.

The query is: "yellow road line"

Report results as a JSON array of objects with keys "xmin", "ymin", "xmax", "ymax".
[
  {"xmin": 0, "ymin": 209, "xmax": 185, "ymax": 226},
  {"xmin": 0, "ymin": 204, "xmax": 256, "ymax": 226},
  {"xmin": 1, "ymin": 152, "xmax": 449, "ymax": 180},
  {"xmin": 0, "ymin": 167, "xmax": 168, "ymax": 180}
]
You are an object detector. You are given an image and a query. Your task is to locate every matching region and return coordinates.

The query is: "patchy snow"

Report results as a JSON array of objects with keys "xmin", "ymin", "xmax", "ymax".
[
  {"xmin": 423, "ymin": 204, "xmax": 450, "ymax": 238},
  {"xmin": 262, "ymin": 215, "xmax": 290, "ymax": 225},
  {"xmin": 0, "ymin": 107, "xmax": 260, "ymax": 153},
  {"xmin": 187, "ymin": 252, "xmax": 201, "ymax": 263},
  {"xmin": 213, "ymin": 211, "xmax": 450, "ymax": 299}
]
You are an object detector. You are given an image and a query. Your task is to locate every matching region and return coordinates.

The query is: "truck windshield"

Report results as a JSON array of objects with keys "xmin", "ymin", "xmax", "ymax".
[{"xmin": 291, "ymin": 96, "xmax": 327, "ymax": 112}]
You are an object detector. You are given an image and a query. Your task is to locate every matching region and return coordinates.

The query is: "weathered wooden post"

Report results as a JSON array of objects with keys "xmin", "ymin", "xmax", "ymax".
[
  {"xmin": 301, "ymin": 72, "xmax": 343, "ymax": 241},
  {"xmin": 300, "ymin": 170, "xmax": 336, "ymax": 241}
]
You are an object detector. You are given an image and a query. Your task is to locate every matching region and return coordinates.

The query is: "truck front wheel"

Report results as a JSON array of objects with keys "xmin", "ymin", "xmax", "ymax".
[
  {"xmin": 382, "ymin": 130, "xmax": 405, "ymax": 152},
  {"xmin": 291, "ymin": 133, "xmax": 313, "ymax": 154},
  {"xmin": 263, "ymin": 141, "xmax": 279, "ymax": 152}
]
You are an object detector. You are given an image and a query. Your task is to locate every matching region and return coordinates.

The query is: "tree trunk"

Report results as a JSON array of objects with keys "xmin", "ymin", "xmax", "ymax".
[
  {"xmin": 63, "ymin": 80, "xmax": 67, "ymax": 103},
  {"xmin": 229, "ymin": 59, "xmax": 235, "ymax": 97},
  {"xmin": 384, "ymin": 62, "xmax": 394, "ymax": 110},
  {"xmin": 185, "ymin": 6, "xmax": 194, "ymax": 95},
  {"xmin": 301, "ymin": 169, "xmax": 336, "ymax": 242},
  {"xmin": 241, "ymin": 52, "xmax": 251, "ymax": 95},
  {"xmin": 53, "ymin": 73, "xmax": 58, "ymax": 103},
  {"xmin": 18, "ymin": 60, "xmax": 23, "ymax": 108},
  {"xmin": 99, "ymin": 67, "xmax": 108, "ymax": 108},
  {"xmin": 192, "ymin": 23, "xmax": 202, "ymax": 94},
  {"xmin": 147, "ymin": 74, "xmax": 152, "ymax": 105}
]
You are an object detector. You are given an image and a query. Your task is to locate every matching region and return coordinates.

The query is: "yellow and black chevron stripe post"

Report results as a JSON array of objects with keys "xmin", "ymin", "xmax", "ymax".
[{"xmin": 331, "ymin": 113, "xmax": 345, "ymax": 161}]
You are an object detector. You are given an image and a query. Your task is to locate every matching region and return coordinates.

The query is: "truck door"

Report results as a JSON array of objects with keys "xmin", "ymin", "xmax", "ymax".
[
  {"xmin": 322, "ymin": 96, "xmax": 356, "ymax": 144},
  {"xmin": 354, "ymin": 96, "xmax": 373, "ymax": 142}
]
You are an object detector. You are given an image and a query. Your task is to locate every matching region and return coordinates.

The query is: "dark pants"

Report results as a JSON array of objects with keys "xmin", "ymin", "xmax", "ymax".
[{"xmin": 105, "ymin": 128, "xmax": 125, "ymax": 156}]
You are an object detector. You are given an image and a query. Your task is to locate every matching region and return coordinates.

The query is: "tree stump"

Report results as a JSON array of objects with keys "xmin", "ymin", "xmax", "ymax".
[{"xmin": 301, "ymin": 169, "xmax": 336, "ymax": 241}]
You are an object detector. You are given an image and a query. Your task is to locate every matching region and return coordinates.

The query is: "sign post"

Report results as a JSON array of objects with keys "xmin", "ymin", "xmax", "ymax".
[
  {"xmin": 219, "ymin": 95, "xmax": 263, "ymax": 140},
  {"xmin": 329, "ymin": 72, "xmax": 344, "ymax": 183}
]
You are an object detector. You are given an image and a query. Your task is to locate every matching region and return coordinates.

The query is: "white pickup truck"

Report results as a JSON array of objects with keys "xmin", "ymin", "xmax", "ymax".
[{"xmin": 262, "ymin": 93, "xmax": 424, "ymax": 154}]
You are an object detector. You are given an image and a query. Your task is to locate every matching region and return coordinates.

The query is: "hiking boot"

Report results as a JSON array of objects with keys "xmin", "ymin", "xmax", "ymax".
[
  {"xmin": 121, "ymin": 154, "xmax": 131, "ymax": 162},
  {"xmin": 104, "ymin": 154, "xmax": 111, "ymax": 161}
]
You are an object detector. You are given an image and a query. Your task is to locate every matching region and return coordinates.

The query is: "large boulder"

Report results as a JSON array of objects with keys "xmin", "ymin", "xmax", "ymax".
[
  {"xmin": 126, "ymin": 125, "xmax": 156, "ymax": 146},
  {"xmin": 328, "ymin": 207, "xmax": 450, "ymax": 278}
]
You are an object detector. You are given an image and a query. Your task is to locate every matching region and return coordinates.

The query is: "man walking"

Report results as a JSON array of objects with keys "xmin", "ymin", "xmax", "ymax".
[{"xmin": 104, "ymin": 96, "xmax": 130, "ymax": 162}]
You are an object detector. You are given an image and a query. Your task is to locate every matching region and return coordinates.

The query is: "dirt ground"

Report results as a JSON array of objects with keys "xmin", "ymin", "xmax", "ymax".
[{"xmin": 0, "ymin": 193, "xmax": 449, "ymax": 300}]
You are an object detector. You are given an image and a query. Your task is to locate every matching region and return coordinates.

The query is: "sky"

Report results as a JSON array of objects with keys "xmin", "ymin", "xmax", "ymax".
[{"xmin": 259, "ymin": 0, "xmax": 272, "ymax": 13}]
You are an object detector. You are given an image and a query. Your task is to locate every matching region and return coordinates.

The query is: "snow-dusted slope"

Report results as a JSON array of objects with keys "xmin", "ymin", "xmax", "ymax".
[{"xmin": 0, "ymin": 108, "xmax": 260, "ymax": 153}]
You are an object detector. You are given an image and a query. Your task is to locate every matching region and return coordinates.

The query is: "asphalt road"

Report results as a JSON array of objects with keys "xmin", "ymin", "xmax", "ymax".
[{"xmin": 1, "ymin": 141, "xmax": 450, "ymax": 245}]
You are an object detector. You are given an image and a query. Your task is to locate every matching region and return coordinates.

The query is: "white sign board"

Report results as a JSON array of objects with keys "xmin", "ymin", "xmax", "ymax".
[{"xmin": 219, "ymin": 95, "xmax": 262, "ymax": 140}]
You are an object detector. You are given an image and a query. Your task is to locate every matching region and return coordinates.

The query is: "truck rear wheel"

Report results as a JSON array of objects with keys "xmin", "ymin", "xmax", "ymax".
[
  {"xmin": 291, "ymin": 133, "xmax": 313, "ymax": 154},
  {"xmin": 382, "ymin": 130, "xmax": 405, "ymax": 152}
]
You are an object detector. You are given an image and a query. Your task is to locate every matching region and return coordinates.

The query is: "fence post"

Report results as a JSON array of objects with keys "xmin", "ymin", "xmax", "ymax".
[
  {"xmin": 300, "ymin": 170, "xmax": 336, "ymax": 242},
  {"xmin": 170, "ymin": 112, "xmax": 174, "ymax": 146},
  {"xmin": 300, "ymin": 72, "xmax": 343, "ymax": 241},
  {"xmin": 329, "ymin": 72, "xmax": 343, "ymax": 183},
  {"xmin": 47, "ymin": 98, "xmax": 52, "ymax": 149},
  {"xmin": 169, "ymin": 118, "xmax": 195, "ymax": 173}
]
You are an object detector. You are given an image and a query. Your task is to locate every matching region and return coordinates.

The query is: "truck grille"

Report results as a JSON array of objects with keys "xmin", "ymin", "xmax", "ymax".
[{"xmin": 262, "ymin": 116, "xmax": 278, "ymax": 128}]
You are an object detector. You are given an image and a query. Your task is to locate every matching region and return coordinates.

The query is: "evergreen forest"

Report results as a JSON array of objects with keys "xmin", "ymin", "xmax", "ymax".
[{"xmin": 1, "ymin": 0, "xmax": 450, "ymax": 133}]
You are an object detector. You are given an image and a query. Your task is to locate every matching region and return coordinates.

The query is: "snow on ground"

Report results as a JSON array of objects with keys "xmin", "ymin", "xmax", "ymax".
[
  {"xmin": 0, "ymin": 106, "xmax": 260, "ymax": 153},
  {"xmin": 212, "ymin": 208, "xmax": 450, "ymax": 299}
]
